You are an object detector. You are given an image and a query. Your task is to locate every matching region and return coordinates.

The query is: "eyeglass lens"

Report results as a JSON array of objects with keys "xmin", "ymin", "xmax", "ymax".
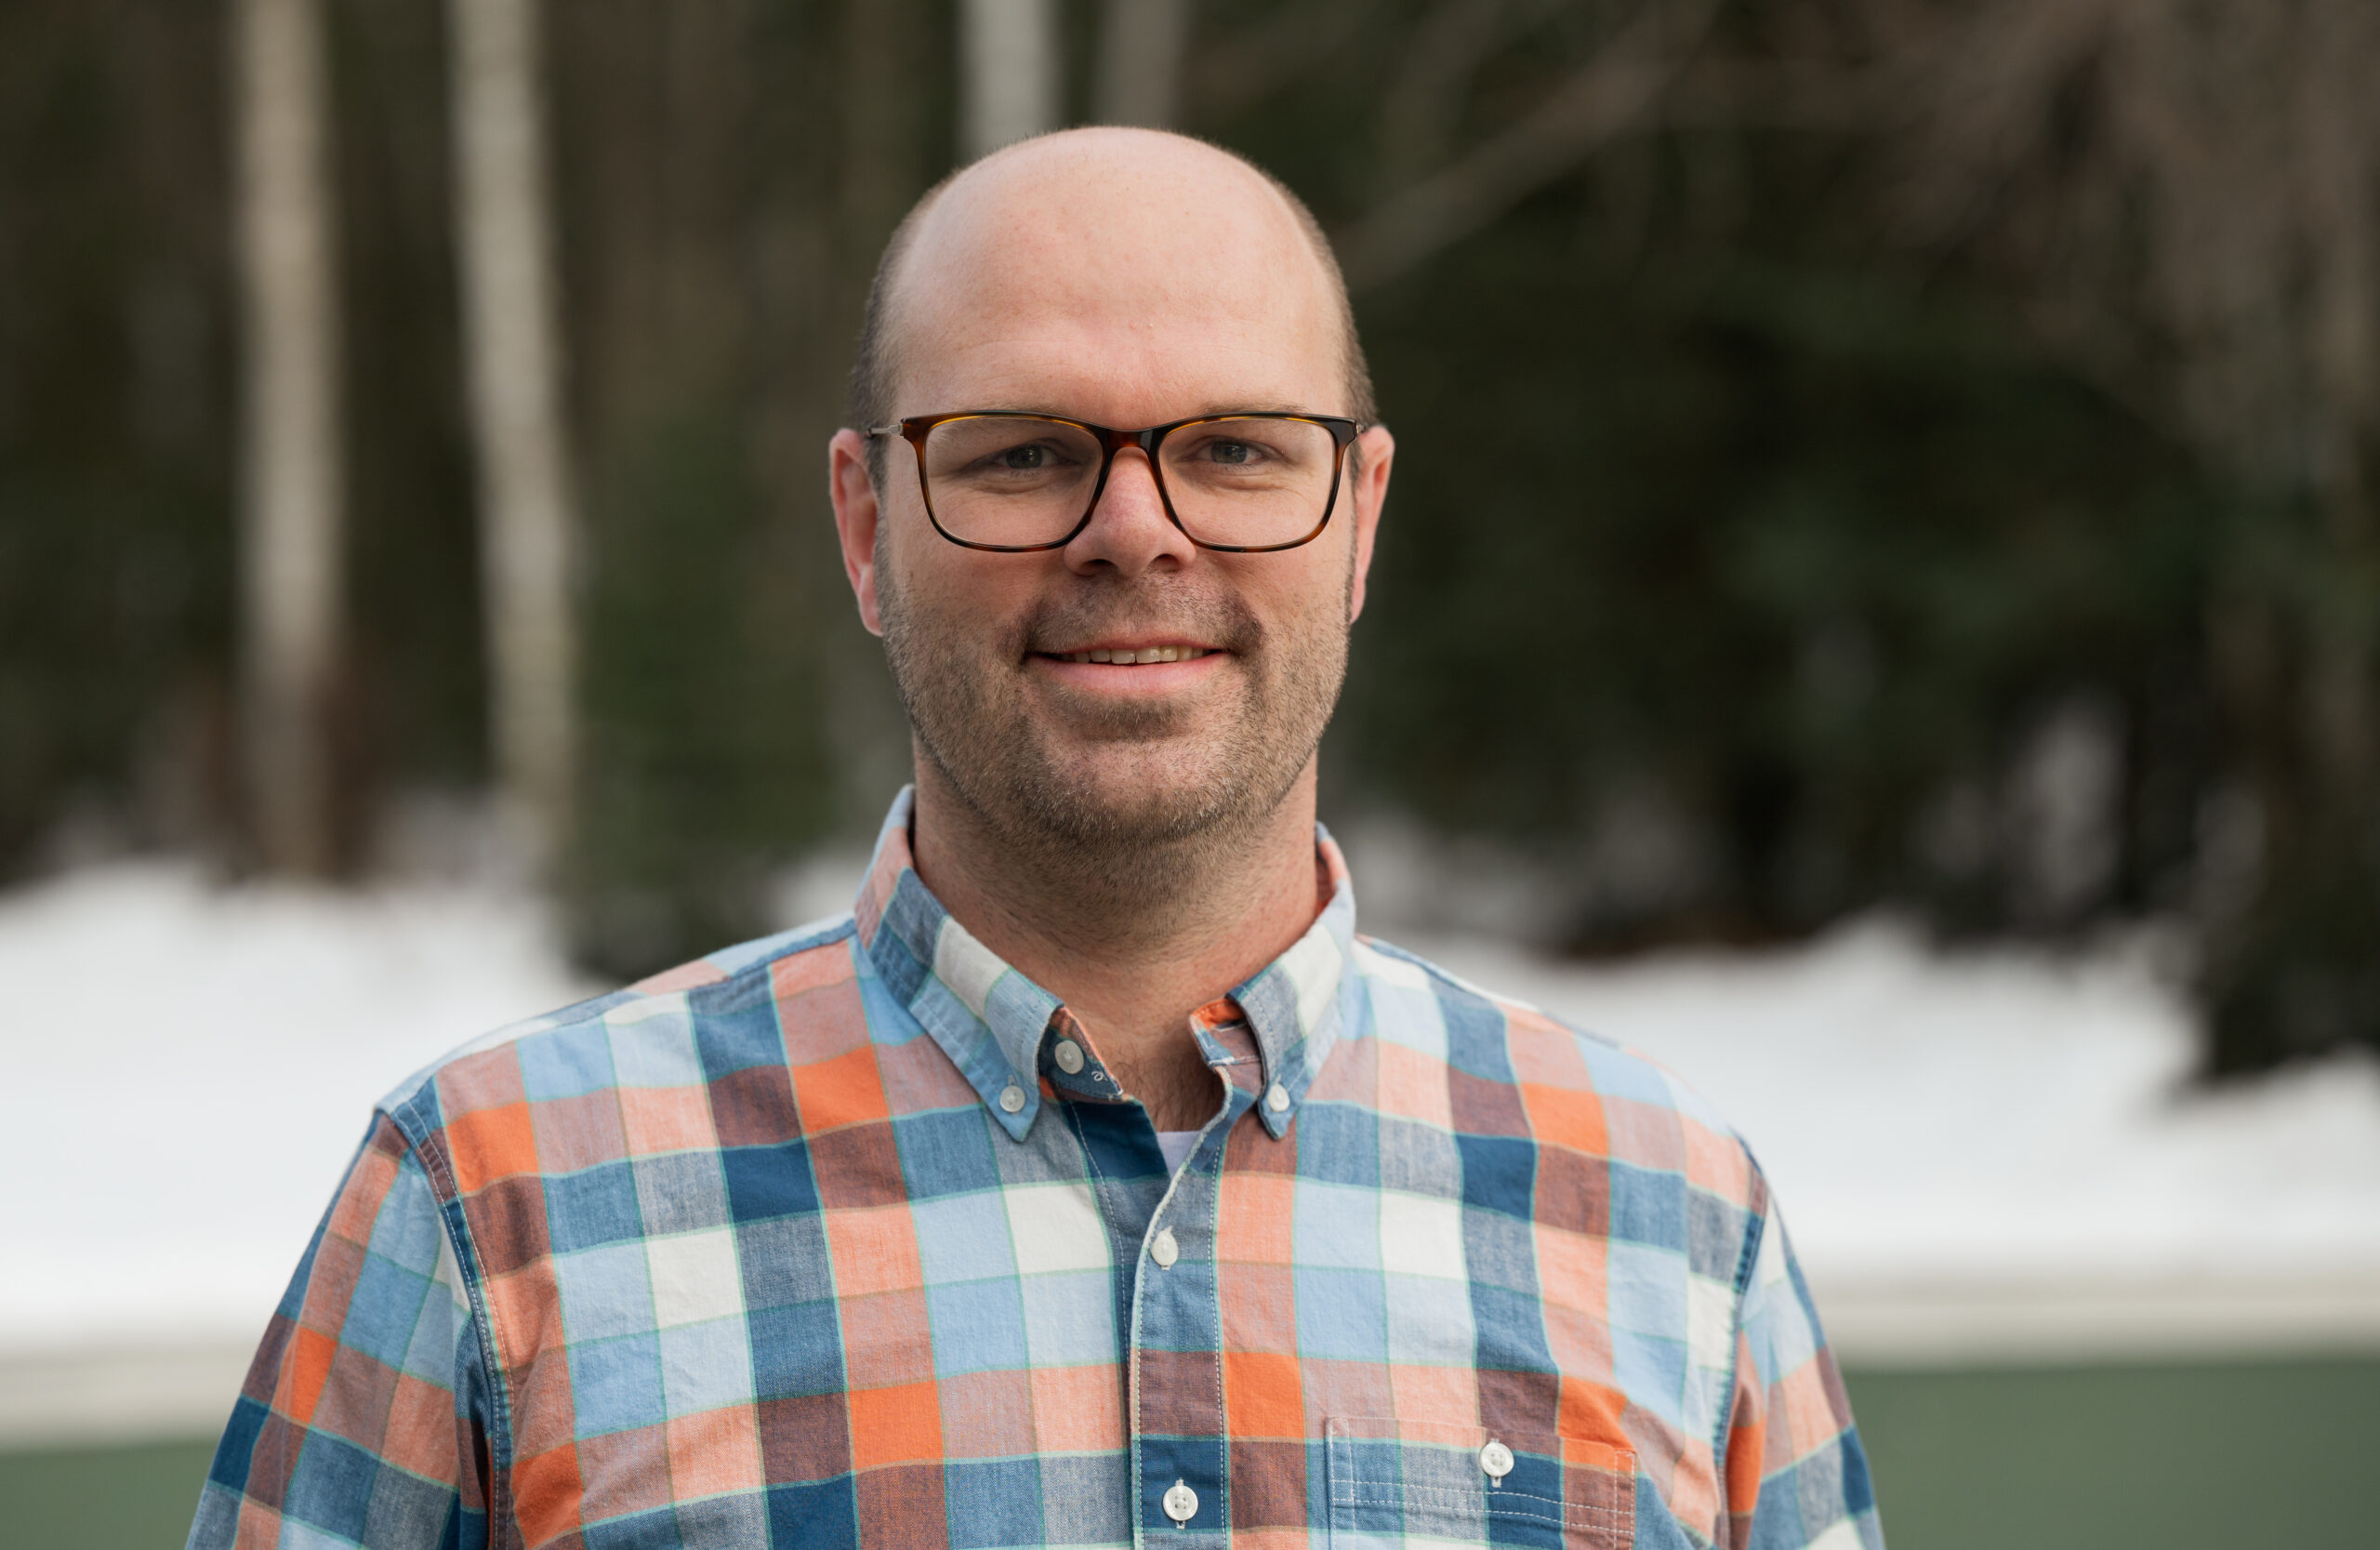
[{"xmin": 919, "ymin": 416, "xmax": 1339, "ymax": 549}]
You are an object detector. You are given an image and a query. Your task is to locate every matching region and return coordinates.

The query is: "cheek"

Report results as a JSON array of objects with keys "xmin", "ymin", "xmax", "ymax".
[
  {"xmin": 888, "ymin": 537, "xmax": 1039, "ymax": 647},
  {"xmin": 1250, "ymin": 546, "xmax": 1355, "ymax": 635}
]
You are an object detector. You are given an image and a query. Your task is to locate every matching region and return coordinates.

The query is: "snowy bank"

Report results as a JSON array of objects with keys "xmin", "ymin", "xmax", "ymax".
[{"xmin": 3, "ymin": 858, "xmax": 2375, "ymax": 1441}]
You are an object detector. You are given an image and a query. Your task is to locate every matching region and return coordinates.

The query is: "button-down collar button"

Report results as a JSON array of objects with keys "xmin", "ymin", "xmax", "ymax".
[
  {"xmin": 998, "ymin": 1083, "xmax": 1026, "ymax": 1113},
  {"xmin": 1150, "ymin": 1226, "xmax": 1180, "ymax": 1268},
  {"xmin": 1053, "ymin": 1039, "xmax": 1086, "ymax": 1075},
  {"xmin": 1163, "ymin": 1479, "xmax": 1198, "ymax": 1525},
  {"xmin": 1480, "ymin": 1439, "xmax": 1514, "ymax": 1480},
  {"xmin": 1265, "ymin": 1082, "xmax": 1290, "ymax": 1113}
]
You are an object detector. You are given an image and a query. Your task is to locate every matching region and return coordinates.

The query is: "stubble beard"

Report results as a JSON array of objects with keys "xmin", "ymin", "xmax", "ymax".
[{"xmin": 878, "ymin": 561, "xmax": 1349, "ymax": 909}]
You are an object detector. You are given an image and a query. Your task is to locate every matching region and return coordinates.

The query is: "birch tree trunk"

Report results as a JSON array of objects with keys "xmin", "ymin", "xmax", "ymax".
[
  {"xmin": 451, "ymin": 0, "xmax": 578, "ymax": 872},
  {"xmin": 1095, "ymin": 0, "xmax": 1188, "ymax": 128},
  {"xmin": 960, "ymin": 0, "xmax": 1061, "ymax": 159},
  {"xmin": 232, "ymin": 0, "xmax": 344, "ymax": 877}
]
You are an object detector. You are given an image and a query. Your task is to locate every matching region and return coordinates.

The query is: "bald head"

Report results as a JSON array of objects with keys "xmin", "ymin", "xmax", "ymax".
[{"xmin": 848, "ymin": 128, "xmax": 1374, "ymax": 442}]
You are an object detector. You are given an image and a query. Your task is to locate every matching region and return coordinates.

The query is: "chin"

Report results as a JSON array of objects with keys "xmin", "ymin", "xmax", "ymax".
[{"xmin": 1015, "ymin": 741, "xmax": 1262, "ymax": 846}]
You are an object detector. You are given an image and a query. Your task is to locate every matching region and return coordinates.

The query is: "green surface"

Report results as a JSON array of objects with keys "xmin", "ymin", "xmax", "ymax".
[
  {"xmin": 0, "ymin": 1434, "xmax": 213, "ymax": 1550},
  {"xmin": 2, "ymin": 1358, "xmax": 2373, "ymax": 1548},
  {"xmin": 1844, "ymin": 1357, "xmax": 2380, "ymax": 1549}
]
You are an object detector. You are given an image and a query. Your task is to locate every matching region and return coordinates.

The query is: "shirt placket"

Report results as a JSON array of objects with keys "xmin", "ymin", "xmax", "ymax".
[
  {"xmin": 1146, "ymin": 1006, "xmax": 1276, "ymax": 1547},
  {"xmin": 1041, "ymin": 1003, "xmax": 1271, "ymax": 1547}
]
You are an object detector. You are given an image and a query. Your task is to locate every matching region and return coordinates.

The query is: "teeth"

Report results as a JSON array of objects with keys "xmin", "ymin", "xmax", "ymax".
[{"xmin": 1056, "ymin": 646, "xmax": 1211, "ymax": 665}]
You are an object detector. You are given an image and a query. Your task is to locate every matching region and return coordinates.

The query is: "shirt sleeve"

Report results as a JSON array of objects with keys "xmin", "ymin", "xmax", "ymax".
[
  {"xmin": 189, "ymin": 1113, "xmax": 494, "ymax": 1550},
  {"xmin": 1720, "ymin": 1176, "xmax": 1883, "ymax": 1550}
]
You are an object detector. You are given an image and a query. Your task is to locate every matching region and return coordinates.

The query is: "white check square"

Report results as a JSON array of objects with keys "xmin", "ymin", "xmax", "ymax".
[
  {"xmin": 645, "ymin": 1226, "xmax": 744, "ymax": 1328},
  {"xmin": 1004, "ymin": 1181, "xmax": 1112, "ymax": 1276},
  {"xmin": 1379, "ymin": 1190, "xmax": 1466, "ymax": 1280}
]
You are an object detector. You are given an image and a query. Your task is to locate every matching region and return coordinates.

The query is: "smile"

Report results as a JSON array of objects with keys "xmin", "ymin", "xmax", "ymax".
[{"xmin": 1045, "ymin": 646, "xmax": 1218, "ymax": 665}]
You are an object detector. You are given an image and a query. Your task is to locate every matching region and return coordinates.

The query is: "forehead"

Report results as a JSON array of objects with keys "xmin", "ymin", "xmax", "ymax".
[{"xmin": 890, "ymin": 138, "xmax": 1344, "ymax": 417}]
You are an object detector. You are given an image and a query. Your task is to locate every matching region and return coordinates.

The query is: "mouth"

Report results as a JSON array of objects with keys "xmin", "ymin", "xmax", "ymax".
[{"xmin": 1038, "ymin": 643, "xmax": 1222, "ymax": 666}]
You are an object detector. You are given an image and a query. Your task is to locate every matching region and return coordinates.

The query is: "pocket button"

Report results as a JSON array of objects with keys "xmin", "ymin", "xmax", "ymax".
[{"xmin": 1479, "ymin": 1439, "xmax": 1514, "ymax": 1481}]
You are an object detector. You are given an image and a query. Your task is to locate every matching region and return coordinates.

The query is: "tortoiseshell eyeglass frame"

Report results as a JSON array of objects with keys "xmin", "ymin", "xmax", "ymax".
[{"xmin": 864, "ymin": 410, "xmax": 1363, "ymax": 553}]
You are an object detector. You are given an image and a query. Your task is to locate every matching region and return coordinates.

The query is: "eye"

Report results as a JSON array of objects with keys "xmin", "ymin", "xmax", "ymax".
[
  {"xmin": 1206, "ymin": 440, "xmax": 1254, "ymax": 465},
  {"xmin": 999, "ymin": 444, "xmax": 1049, "ymax": 470}
]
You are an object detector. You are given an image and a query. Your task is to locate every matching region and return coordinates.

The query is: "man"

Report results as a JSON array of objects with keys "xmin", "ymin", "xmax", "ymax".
[{"xmin": 192, "ymin": 128, "xmax": 1876, "ymax": 1550}]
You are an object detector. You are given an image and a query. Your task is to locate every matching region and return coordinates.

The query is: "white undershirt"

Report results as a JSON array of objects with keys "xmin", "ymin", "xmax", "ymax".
[{"xmin": 1157, "ymin": 1130, "xmax": 1200, "ymax": 1173}]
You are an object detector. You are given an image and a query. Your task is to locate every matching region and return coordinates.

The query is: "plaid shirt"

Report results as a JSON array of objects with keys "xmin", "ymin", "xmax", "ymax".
[{"xmin": 192, "ymin": 788, "xmax": 1878, "ymax": 1550}]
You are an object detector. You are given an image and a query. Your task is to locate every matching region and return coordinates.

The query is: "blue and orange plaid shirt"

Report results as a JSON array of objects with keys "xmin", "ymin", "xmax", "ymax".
[{"xmin": 191, "ymin": 789, "xmax": 1878, "ymax": 1550}]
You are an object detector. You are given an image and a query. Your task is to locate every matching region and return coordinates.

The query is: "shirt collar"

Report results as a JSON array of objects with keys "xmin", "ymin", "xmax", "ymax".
[{"xmin": 853, "ymin": 785, "xmax": 1356, "ymax": 1142}]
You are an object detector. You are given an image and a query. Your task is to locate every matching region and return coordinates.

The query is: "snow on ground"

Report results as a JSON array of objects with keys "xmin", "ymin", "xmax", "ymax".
[
  {"xmin": 4, "ymin": 854, "xmax": 2378, "ymax": 1440},
  {"xmin": 1401, "ymin": 926, "xmax": 2380, "ymax": 1291},
  {"xmin": 0, "ymin": 861, "xmax": 594, "ymax": 1357}
]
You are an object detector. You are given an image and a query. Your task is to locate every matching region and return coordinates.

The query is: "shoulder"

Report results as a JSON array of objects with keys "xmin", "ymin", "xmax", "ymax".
[
  {"xmin": 1346, "ymin": 933, "xmax": 1767, "ymax": 1212},
  {"xmin": 372, "ymin": 913, "xmax": 863, "ymax": 1176}
]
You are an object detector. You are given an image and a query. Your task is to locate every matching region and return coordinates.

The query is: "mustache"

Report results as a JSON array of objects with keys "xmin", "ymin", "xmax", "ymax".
[{"xmin": 1017, "ymin": 579, "xmax": 1263, "ymax": 657}]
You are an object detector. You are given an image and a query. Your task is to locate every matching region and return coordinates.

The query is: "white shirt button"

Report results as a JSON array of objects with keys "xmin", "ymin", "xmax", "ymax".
[
  {"xmin": 1480, "ymin": 1439, "xmax": 1514, "ymax": 1480},
  {"xmin": 1162, "ymin": 1479, "xmax": 1198, "ymax": 1525},
  {"xmin": 1053, "ymin": 1039, "xmax": 1086, "ymax": 1075},
  {"xmin": 1265, "ymin": 1082, "xmax": 1290, "ymax": 1113},
  {"xmin": 998, "ymin": 1084, "xmax": 1026, "ymax": 1113},
  {"xmin": 1150, "ymin": 1226, "xmax": 1179, "ymax": 1267}
]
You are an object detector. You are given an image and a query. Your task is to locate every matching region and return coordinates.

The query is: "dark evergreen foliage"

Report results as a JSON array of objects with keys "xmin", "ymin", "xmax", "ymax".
[{"xmin": 0, "ymin": 0, "xmax": 2372, "ymax": 1070}]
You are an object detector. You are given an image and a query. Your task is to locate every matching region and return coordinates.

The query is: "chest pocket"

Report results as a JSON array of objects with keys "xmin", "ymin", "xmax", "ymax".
[{"xmin": 1326, "ymin": 1415, "xmax": 1635, "ymax": 1550}]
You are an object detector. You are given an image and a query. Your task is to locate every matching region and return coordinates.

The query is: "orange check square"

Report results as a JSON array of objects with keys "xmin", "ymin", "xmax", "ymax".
[
  {"xmin": 849, "ymin": 1381, "xmax": 943, "ymax": 1470},
  {"xmin": 1520, "ymin": 1083, "xmax": 1608, "ymax": 1159},
  {"xmin": 1557, "ymin": 1376, "xmax": 1629, "ymax": 1446},
  {"xmin": 794, "ymin": 1045, "xmax": 892, "ymax": 1133},
  {"xmin": 443, "ymin": 1101, "xmax": 540, "ymax": 1193},
  {"xmin": 512, "ymin": 1443, "xmax": 584, "ymax": 1544},
  {"xmin": 1223, "ymin": 1350, "xmax": 1304, "ymax": 1438},
  {"xmin": 282, "ymin": 1326, "xmax": 337, "ymax": 1425}
]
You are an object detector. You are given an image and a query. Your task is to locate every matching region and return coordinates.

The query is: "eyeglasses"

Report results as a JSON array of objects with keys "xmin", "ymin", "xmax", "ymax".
[{"xmin": 866, "ymin": 410, "xmax": 1361, "ymax": 552}]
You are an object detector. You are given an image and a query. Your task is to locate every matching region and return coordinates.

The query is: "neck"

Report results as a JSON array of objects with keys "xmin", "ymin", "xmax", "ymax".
[{"xmin": 906, "ymin": 754, "xmax": 1326, "ymax": 1128}]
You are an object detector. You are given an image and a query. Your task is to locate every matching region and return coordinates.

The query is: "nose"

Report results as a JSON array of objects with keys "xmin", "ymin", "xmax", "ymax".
[{"xmin": 1062, "ymin": 446, "xmax": 1198, "ymax": 577}]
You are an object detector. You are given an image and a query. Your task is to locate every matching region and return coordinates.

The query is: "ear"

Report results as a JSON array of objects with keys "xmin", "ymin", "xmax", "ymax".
[
  {"xmin": 828, "ymin": 428, "xmax": 887, "ymax": 636},
  {"xmin": 1345, "ymin": 424, "xmax": 1395, "ymax": 623}
]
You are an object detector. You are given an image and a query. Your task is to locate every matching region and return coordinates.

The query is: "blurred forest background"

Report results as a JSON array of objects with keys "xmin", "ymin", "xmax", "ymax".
[{"xmin": 4, "ymin": 0, "xmax": 2377, "ymax": 1073}]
